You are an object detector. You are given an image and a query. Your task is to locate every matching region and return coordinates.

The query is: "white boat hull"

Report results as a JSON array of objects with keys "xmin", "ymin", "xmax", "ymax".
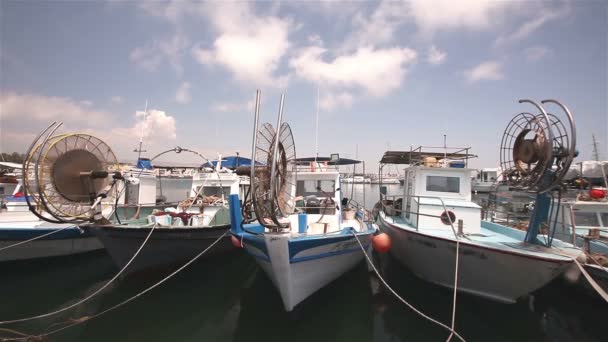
[
  {"xmin": 250, "ymin": 233, "xmax": 371, "ymax": 311},
  {"xmin": 380, "ymin": 217, "xmax": 572, "ymax": 303}
]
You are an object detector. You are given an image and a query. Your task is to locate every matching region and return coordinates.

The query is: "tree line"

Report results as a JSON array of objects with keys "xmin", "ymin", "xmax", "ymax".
[{"xmin": 0, "ymin": 152, "xmax": 26, "ymax": 163}]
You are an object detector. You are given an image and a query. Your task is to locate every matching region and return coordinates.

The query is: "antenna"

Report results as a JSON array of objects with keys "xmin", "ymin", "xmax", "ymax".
[
  {"xmin": 135, "ymin": 100, "xmax": 149, "ymax": 160},
  {"xmin": 314, "ymin": 85, "xmax": 320, "ymax": 162},
  {"xmin": 592, "ymin": 133, "xmax": 600, "ymax": 161},
  {"xmin": 443, "ymin": 134, "xmax": 447, "ymax": 167}
]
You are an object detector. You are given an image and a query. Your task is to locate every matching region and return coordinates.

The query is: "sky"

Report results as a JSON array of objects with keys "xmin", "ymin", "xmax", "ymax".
[{"xmin": 1, "ymin": 0, "xmax": 606, "ymax": 172}]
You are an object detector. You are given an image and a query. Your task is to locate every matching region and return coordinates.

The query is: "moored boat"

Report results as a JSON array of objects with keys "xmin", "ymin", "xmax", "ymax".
[
  {"xmin": 231, "ymin": 92, "xmax": 377, "ymax": 311},
  {"xmin": 376, "ymin": 99, "xmax": 587, "ymax": 303},
  {"xmin": 90, "ymin": 169, "xmax": 247, "ymax": 274}
]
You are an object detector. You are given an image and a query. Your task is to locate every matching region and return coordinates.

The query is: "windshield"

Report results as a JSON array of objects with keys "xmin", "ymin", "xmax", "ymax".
[
  {"xmin": 426, "ymin": 176, "xmax": 460, "ymax": 193},
  {"xmin": 296, "ymin": 180, "xmax": 335, "ymax": 197},
  {"xmin": 195, "ymin": 186, "xmax": 231, "ymax": 198}
]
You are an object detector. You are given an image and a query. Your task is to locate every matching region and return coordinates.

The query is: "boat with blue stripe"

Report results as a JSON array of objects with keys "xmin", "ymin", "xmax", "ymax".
[{"xmin": 230, "ymin": 91, "xmax": 377, "ymax": 311}]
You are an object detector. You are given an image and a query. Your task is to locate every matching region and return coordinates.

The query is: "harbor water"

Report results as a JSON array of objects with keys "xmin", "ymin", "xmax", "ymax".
[{"xmin": 1, "ymin": 180, "xmax": 606, "ymax": 341}]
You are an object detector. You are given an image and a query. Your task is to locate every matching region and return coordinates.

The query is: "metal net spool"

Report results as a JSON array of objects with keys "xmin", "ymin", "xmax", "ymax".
[
  {"xmin": 500, "ymin": 100, "xmax": 576, "ymax": 194},
  {"xmin": 24, "ymin": 132, "xmax": 119, "ymax": 222},
  {"xmin": 251, "ymin": 123, "xmax": 277, "ymax": 225},
  {"xmin": 269, "ymin": 122, "xmax": 297, "ymax": 216},
  {"xmin": 543, "ymin": 112, "xmax": 575, "ymax": 189},
  {"xmin": 500, "ymin": 112, "xmax": 553, "ymax": 191}
]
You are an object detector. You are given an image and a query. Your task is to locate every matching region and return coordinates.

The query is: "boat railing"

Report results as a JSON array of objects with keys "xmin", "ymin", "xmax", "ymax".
[{"xmin": 380, "ymin": 194, "xmax": 461, "ymax": 239}]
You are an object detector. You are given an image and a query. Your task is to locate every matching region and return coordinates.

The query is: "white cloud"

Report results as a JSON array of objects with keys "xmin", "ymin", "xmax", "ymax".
[
  {"xmin": 80, "ymin": 100, "xmax": 93, "ymax": 106},
  {"xmin": 0, "ymin": 92, "xmax": 177, "ymax": 158},
  {"xmin": 110, "ymin": 96, "xmax": 123, "ymax": 104},
  {"xmin": 0, "ymin": 92, "xmax": 108, "ymax": 126},
  {"xmin": 409, "ymin": 0, "xmax": 509, "ymax": 34},
  {"xmin": 465, "ymin": 61, "xmax": 504, "ymax": 82},
  {"xmin": 319, "ymin": 91, "xmax": 354, "ymax": 111},
  {"xmin": 290, "ymin": 43, "xmax": 417, "ymax": 97},
  {"xmin": 342, "ymin": 1, "xmax": 410, "ymax": 51},
  {"xmin": 129, "ymin": 45, "xmax": 163, "ymax": 71},
  {"xmin": 191, "ymin": 3, "xmax": 290, "ymax": 87},
  {"xmin": 175, "ymin": 82, "xmax": 192, "ymax": 104},
  {"xmin": 211, "ymin": 99, "xmax": 255, "ymax": 113},
  {"xmin": 495, "ymin": 5, "xmax": 569, "ymax": 47},
  {"xmin": 524, "ymin": 46, "xmax": 552, "ymax": 62},
  {"xmin": 130, "ymin": 34, "xmax": 188, "ymax": 74},
  {"xmin": 428, "ymin": 45, "xmax": 447, "ymax": 65},
  {"xmin": 130, "ymin": 109, "xmax": 177, "ymax": 140}
]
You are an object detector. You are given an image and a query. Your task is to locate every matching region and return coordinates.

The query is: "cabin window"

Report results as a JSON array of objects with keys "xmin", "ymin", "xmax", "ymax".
[
  {"xmin": 573, "ymin": 212, "xmax": 600, "ymax": 227},
  {"xmin": 426, "ymin": 176, "xmax": 460, "ymax": 193},
  {"xmin": 296, "ymin": 180, "xmax": 335, "ymax": 197},
  {"xmin": 196, "ymin": 186, "xmax": 231, "ymax": 198}
]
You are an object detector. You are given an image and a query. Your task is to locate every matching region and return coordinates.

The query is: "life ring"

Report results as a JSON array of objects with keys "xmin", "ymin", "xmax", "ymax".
[{"xmin": 440, "ymin": 211, "xmax": 456, "ymax": 225}]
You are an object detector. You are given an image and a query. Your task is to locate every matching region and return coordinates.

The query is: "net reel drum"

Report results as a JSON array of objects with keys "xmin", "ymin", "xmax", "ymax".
[
  {"xmin": 22, "ymin": 122, "xmax": 122, "ymax": 224},
  {"xmin": 499, "ymin": 99, "xmax": 576, "ymax": 245},
  {"xmin": 249, "ymin": 91, "xmax": 297, "ymax": 230},
  {"xmin": 500, "ymin": 99, "xmax": 576, "ymax": 193}
]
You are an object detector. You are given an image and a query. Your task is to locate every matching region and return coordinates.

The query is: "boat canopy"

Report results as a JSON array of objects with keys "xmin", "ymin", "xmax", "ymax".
[
  {"xmin": 379, "ymin": 149, "xmax": 477, "ymax": 165},
  {"xmin": 295, "ymin": 156, "xmax": 361, "ymax": 166},
  {"xmin": 203, "ymin": 156, "xmax": 258, "ymax": 169},
  {"xmin": 136, "ymin": 158, "xmax": 153, "ymax": 170}
]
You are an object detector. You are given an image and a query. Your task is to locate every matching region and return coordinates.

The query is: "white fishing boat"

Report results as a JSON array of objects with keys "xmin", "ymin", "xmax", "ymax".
[
  {"xmin": 230, "ymin": 92, "xmax": 377, "ymax": 311},
  {"xmin": 92, "ymin": 167, "xmax": 247, "ymax": 274},
  {"xmin": 377, "ymin": 99, "xmax": 586, "ymax": 303},
  {"xmin": 0, "ymin": 130, "xmax": 121, "ymax": 262},
  {"xmin": 472, "ymin": 168, "xmax": 500, "ymax": 193},
  {"xmin": 0, "ymin": 162, "xmax": 20, "ymax": 201}
]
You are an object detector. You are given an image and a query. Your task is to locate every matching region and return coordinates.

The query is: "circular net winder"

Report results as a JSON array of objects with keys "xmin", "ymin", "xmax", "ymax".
[{"xmin": 23, "ymin": 133, "xmax": 120, "ymax": 222}]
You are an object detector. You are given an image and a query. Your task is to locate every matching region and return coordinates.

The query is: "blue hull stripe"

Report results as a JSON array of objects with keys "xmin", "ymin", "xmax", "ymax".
[{"xmin": 290, "ymin": 245, "xmax": 369, "ymax": 264}]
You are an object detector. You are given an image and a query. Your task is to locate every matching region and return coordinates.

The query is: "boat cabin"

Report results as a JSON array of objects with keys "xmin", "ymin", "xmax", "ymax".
[
  {"xmin": 284, "ymin": 158, "xmax": 366, "ymax": 234},
  {"xmin": 191, "ymin": 171, "xmax": 243, "ymax": 199},
  {"xmin": 380, "ymin": 149, "xmax": 481, "ymax": 235},
  {"xmin": 399, "ymin": 166, "xmax": 481, "ymax": 234}
]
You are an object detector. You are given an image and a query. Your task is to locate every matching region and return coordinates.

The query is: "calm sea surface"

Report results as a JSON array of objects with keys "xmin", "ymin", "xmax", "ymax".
[{"xmin": 1, "ymin": 180, "xmax": 606, "ymax": 341}]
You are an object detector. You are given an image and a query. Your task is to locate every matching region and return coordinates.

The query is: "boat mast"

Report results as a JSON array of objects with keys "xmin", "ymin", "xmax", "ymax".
[
  {"xmin": 135, "ymin": 100, "xmax": 149, "ymax": 161},
  {"xmin": 592, "ymin": 133, "xmax": 600, "ymax": 161},
  {"xmin": 314, "ymin": 85, "xmax": 320, "ymax": 163}
]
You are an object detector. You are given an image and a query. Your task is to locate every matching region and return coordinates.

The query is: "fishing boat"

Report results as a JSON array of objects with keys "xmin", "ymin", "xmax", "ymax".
[
  {"xmin": 230, "ymin": 92, "xmax": 377, "ymax": 311},
  {"xmin": 91, "ymin": 167, "xmax": 247, "ymax": 274},
  {"xmin": 376, "ymin": 99, "xmax": 586, "ymax": 303},
  {"xmin": 472, "ymin": 168, "xmax": 500, "ymax": 193},
  {"xmin": 0, "ymin": 162, "xmax": 20, "ymax": 201},
  {"xmin": 0, "ymin": 130, "xmax": 124, "ymax": 262}
]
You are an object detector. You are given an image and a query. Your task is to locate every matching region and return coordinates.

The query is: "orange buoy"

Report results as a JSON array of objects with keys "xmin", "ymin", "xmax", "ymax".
[
  {"xmin": 231, "ymin": 235, "xmax": 243, "ymax": 248},
  {"xmin": 589, "ymin": 188, "xmax": 606, "ymax": 199},
  {"xmin": 372, "ymin": 233, "xmax": 392, "ymax": 253}
]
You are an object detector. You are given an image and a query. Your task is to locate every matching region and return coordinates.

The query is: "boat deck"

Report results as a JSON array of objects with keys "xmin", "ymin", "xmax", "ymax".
[{"xmin": 382, "ymin": 213, "xmax": 576, "ymax": 261}]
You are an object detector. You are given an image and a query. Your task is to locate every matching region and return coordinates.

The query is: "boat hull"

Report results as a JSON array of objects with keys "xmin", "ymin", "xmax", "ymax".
[
  {"xmin": 243, "ymin": 231, "xmax": 374, "ymax": 311},
  {"xmin": 380, "ymin": 216, "xmax": 572, "ymax": 303},
  {"xmin": 0, "ymin": 227, "xmax": 102, "ymax": 262},
  {"xmin": 91, "ymin": 225, "xmax": 234, "ymax": 274}
]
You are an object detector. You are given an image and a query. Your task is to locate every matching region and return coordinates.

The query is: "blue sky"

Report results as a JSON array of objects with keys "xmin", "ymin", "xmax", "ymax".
[{"xmin": 1, "ymin": 1, "xmax": 606, "ymax": 171}]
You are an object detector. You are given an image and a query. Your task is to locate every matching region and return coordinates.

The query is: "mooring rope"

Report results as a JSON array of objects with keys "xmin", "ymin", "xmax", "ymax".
[
  {"xmin": 1, "ymin": 230, "xmax": 229, "ymax": 341},
  {"xmin": 350, "ymin": 231, "xmax": 467, "ymax": 342},
  {"xmin": 446, "ymin": 238, "xmax": 461, "ymax": 342},
  {"xmin": 0, "ymin": 224, "xmax": 158, "ymax": 325},
  {"xmin": 0, "ymin": 225, "xmax": 74, "ymax": 253},
  {"xmin": 572, "ymin": 257, "xmax": 608, "ymax": 303}
]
